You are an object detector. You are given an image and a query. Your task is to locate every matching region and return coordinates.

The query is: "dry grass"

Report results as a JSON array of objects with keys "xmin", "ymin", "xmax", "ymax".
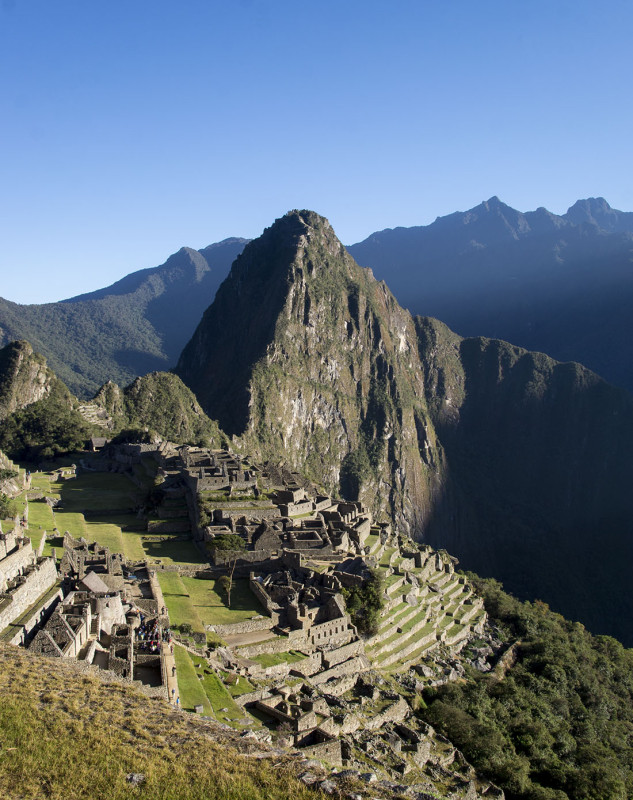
[{"xmin": 0, "ymin": 644, "xmax": 321, "ymax": 800}]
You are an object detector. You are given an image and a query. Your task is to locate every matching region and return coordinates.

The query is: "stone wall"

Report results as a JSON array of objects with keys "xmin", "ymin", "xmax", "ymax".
[
  {"xmin": 214, "ymin": 507, "xmax": 281, "ymax": 522},
  {"xmin": 0, "ymin": 538, "xmax": 34, "ymax": 585},
  {"xmin": 279, "ymin": 500, "xmax": 314, "ymax": 517},
  {"xmin": 249, "ymin": 575, "xmax": 278, "ymax": 615},
  {"xmin": 235, "ymin": 687, "xmax": 274, "ymax": 707},
  {"xmin": 364, "ymin": 696, "xmax": 410, "ymax": 731},
  {"xmin": 207, "ymin": 614, "xmax": 276, "ymax": 637},
  {"xmin": 290, "ymin": 652, "xmax": 323, "ymax": 677},
  {"xmin": 147, "ymin": 519, "xmax": 191, "ymax": 534},
  {"xmin": 0, "ymin": 557, "xmax": 57, "ymax": 632},
  {"xmin": 310, "ymin": 655, "xmax": 368, "ymax": 687},
  {"xmin": 299, "ymin": 737, "xmax": 342, "ymax": 766},
  {"xmin": 238, "ymin": 629, "xmax": 309, "ymax": 658},
  {"xmin": 307, "ymin": 615, "xmax": 353, "ymax": 649},
  {"xmin": 6, "ymin": 585, "xmax": 63, "ymax": 646},
  {"xmin": 321, "ymin": 639, "xmax": 363, "ymax": 668}
]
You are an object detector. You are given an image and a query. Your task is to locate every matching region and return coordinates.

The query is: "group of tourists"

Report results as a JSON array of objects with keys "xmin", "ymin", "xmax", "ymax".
[{"xmin": 135, "ymin": 613, "xmax": 172, "ymax": 653}]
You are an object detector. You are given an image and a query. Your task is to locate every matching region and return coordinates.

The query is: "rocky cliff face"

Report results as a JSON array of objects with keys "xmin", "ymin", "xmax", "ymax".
[
  {"xmin": 416, "ymin": 316, "xmax": 633, "ymax": 643},
  {"xmin": 176, "ymin": 211, "xmax": 446, "ymax": 531},
  {"xmin": 0, "ymin": 340, "xmax": 62, "ymax": 421}
]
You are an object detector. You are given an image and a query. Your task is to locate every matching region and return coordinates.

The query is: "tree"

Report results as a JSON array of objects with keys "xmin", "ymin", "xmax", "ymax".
[
  {"xmin": 218, "ymin": 557, "xmax": 238, "ymax": 608},
  {"xmin": 0, "ymin": 493, "xmax": 17, "ymax": 520}
]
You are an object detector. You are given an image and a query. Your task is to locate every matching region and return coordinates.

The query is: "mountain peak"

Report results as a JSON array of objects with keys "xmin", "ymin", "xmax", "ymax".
[{"xmin": 563, "ymin": 197, "xmax": 633, "ymax": 234}]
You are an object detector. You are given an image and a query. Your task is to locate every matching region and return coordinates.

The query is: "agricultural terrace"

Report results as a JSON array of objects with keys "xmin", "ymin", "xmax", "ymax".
[
  {"xmin": 22, "ymin": 459, "xmax": 267, "ymax": 638},
  {"xmin": 22, "ymin": 465, "xmax": 204, "ymax": 564},
  {"xmin": 173, "ymin": 645, "xmax": 251, "ymax": 726},
  {"xmin": 157, "ymin": 572, "xmax": 265, "ymax": 635}
]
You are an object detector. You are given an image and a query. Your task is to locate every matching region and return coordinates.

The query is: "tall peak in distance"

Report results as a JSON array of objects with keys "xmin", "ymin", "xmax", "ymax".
[{"xmin": 563, "ymin": 196, "xmax": 633, "ymax": 233}]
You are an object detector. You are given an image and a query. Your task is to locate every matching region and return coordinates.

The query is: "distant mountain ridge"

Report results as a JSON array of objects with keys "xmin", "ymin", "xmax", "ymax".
[
  {"xmin": 3, "ymin": 195, "xmax": 632, "ymax": 399},
  {"xmin": 347, "ymin": 196, "xmax": 633, "ymax": 392},
  {"xmin": 0, "ymin": 238, "xmax": 247, "ymax": 398}
]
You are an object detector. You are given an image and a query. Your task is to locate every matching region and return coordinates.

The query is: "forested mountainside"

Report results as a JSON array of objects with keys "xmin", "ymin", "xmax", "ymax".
[
  {"xmin": 0, "ymin": 341, "xmax": 222, "ymax": 461},
  {"xmin": 0, "ymin": 238, "xmax": 246, "ymax": 398},
  {"xmin": 348, "ymin": 197, "xmax": 633, "ymax": 393},
  {"xmin": 176, "ymin": 210, "xmax": 633, "ymax": 644}
]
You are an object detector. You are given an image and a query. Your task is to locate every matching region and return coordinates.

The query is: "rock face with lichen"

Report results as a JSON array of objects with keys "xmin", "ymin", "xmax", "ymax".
[
  {"xmin": 176, "ymin": 210, "xmax": 446, "ymax": 533},
  {"xmin": 0, "ymin": 340, "xmax": 63, "ymax": 421}
]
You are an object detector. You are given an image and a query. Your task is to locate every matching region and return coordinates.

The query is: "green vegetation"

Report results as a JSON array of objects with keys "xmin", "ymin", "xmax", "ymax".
[
  {"xmin": 342, "ymin": 568, "xmax": 384, "ymax": 635},
  {"xmin": 0, "ymin": 493, "xmax": 17, "ymax": 520},
  {"xmin": 250, "ymin": 651, "xmax": 305, "ymax": 668},
  {"xmin": 421, "ymin": 576, "xmax": 633, "ymax": 800},
  {"xmin": 181, "ymin": 577, "xmax": 262, "ymax": 627},
  {"xmin": 172, "ymin": 644, "xmax": 212, "ymax": 714},
  {"xmin": 157, "ymin": 572, "xmax": 206, "ymax": 633},
  {"xmin": 187, "ymin": 656, "xmax": 246, "ymax": 726},
  {"xmin": 0, "ymin": 239, "xmax": 245, "ymax": 398},
  {"xmin": 120, "ymin": 372, "xmax": 224, "ymax": 447},
  {"xmin": 0, "ymin": 644, "xmax": 314, "ymax": 800},
  {"xmin": 0, "ymin": 385, "xmax": 94, "ymax": 462},
  {"xmin": 210, "ymin": 533, "xmax": 247, "ymax": 551}
]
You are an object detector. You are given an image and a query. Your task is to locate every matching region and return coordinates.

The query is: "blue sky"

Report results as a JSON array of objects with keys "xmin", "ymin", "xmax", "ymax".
[{"xmin": 1, "ymin": 0, "xmax": 632, "ymax": 303}]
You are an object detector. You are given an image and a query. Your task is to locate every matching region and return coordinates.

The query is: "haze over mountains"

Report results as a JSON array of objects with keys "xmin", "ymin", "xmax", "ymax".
[
  {"xmin": 349, "ymin": 196, "xmax": 633, "ymax": 393},
  {"xmin": 2, "ymin": 196, "xmax": 633, "ymax": 399},
  {"xmin": 0, "ymin": 238, "xmax": 246, "ymax": 397}
]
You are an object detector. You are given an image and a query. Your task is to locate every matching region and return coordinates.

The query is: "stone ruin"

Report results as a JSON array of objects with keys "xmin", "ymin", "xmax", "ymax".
[
  {"xmin": 0, "ymin": 513, "xmax": 57, "ymax": 637},
  {"xmin": 28, "ymin": 535, "xmax": 169, "ymax": 697}
]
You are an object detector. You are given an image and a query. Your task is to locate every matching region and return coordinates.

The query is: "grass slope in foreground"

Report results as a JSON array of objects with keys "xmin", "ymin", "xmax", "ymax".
[{"xmin": 0, "ymin": 644, "xmax": 319, "ymax": 800}]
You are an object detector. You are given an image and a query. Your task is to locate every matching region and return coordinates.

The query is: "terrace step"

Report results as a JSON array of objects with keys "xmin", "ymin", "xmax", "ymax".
[
  {"xmin": 369, "ymin": 609, "xmax": 433, "ymax": 659},
  {"xmin": 366, "ymin": 602, "xmax": 423, "ymax": 648},
  {"xmin": 377, "ymin": 623, "xmax": 439, "ymax": 667}
]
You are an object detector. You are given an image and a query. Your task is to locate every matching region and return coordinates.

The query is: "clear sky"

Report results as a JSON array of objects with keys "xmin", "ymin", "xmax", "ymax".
[{"xmin": 1, "ymin": 0, "xmax": 632, "ymax": 303}]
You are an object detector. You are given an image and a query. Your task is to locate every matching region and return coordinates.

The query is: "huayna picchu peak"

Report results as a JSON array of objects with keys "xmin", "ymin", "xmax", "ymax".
[
  {"xmin": 176, "ymin": 209, "xmax": 633, "ymax": 646},
  {"xmin": 176, "ymin": 210, "xmax": 446, "ymax": 540}
]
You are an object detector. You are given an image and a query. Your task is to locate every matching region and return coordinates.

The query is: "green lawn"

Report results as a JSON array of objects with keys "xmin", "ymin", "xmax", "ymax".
[
  {"xmin": 142, "ymin": 537, "xmax": 206, "ymax": 564},
  {"xmin": 222, "ymin": 672, "xmax": 254, "ymax": 697},
  {"xmin": 83, "ymin": 520, "xmax": 125, "ymax": 552},
  {"xmin": 250, "ymin": 650, "xmax": 306, "ymax": 668},
  {"xmin": 191, "ymin": 659, "xmax": 246, "ymax": 725},
  {"xmin": 58, "ymin": 471, "xmax": 139, "ymax": 511},
  {"xmin": 26, "ymin": 498, "xmax": 57, "ymax": 553},
  {"xmin": 181, "ymin": 577, "xmax": 263, "ymax": 627},
  {"xmin": 173, "ymin": 645, "xmax": 212, "ymax": 714},
  {"xmin": 157, "ymin": 573, "xmax": 264, "ymax": 632},
  {"xmin": 23, "ymin": 470, "xmax": 206, "ymax": 565},
  {"xmin": 54, "ymin": 511, "xmax": 87, "ymax": 538},
  {"xmin": 157, "ymin": 572, "xmax": 205, "ymax": 633}
]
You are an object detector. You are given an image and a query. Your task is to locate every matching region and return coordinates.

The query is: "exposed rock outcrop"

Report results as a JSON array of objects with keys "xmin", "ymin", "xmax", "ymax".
[{"xmin": 0, "ymin": 341, "xmax": 61, "ymax": 421}]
